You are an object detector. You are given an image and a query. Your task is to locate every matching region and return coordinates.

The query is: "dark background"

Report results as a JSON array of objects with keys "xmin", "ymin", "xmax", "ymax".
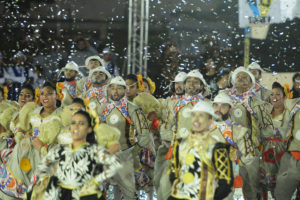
[{"xmin": 0, "ymin": 0, "xmax": 299, "ymax": 75}]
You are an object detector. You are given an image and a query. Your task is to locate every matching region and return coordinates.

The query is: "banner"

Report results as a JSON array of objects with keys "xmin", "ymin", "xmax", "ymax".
[{"xmin": 239, "ymin": 0, "xmax": 282, "ymax": 28}]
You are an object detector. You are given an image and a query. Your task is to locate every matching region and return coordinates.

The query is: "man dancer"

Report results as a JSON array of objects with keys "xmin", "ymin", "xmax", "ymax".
[
  {"xmin": 98, "ymin": 76, "xmax": 152, "ymax": 200},
  {"xmin": 76, "ymin": 56, "xmax": 105, "ymax": 95},
  {"xmin": 247, "ymin": 62, "xmax": 271, "ymax": 101},
  {"xmin": 57, "ymin": 61, "xmax": 79, "ymax": 107},
  {"xmin": 213, "ymin": 92, "xmax": 256, "ymax": 199},
  {"xmin": 82, "ymin": 67, "xmax": 111, "ymax": 109},
  {"xmin": 155, "ymin": 69, "xmax": 206, "ymax": 200},
  {"xmin": 168, "ymin": 101, "xmax": 233, "ymax": 199},
  {"xmin": 226, "ymin": 67, "xmax": 274, "ymax": 200}
]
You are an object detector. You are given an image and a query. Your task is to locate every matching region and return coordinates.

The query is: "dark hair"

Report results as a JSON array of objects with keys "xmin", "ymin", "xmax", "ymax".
[
  {"xmin": 42, "ymin": 81, "xmax": 61, "ymax": 106},
  {"xmin": 272, "ymin": 82, "xmax": 285, "ymax": 97},
  {"xmin": 0, "ymin": 87, "xmax": 3, "ymax": 96},
  {"xmin": 43, "ymin": 81, "xmax": 56, "ymax": 91},
  {"xmin": 216, "ymin": 70, "xmax": 230, "ymax": 82},
  {"xmin": 142, "ymin": 78, "xmax": 150, "ymax": 88},
  {"xmin": 73, "ymin": 110, "xmax": 97, "ymax": 144},
  {"xmin": 258, "ymin": 70, "xmax": 262, "ymax": 75},
  {"xmin": 126, "ymin": 74, "xmax": 137, "ymax": 83},
  {"xmin": 21, "ymin": 84, "xmax": 35, "ymax": 97},
  {"xmin": 90, "ymin": 59, "xmax": 101, "ymax": 64},
  {"xmin": 293, "ymin": 73, "xmax": 300, "ymax": 82},
  {"xmin": 184, "ymin": 76, "xmax": 203, "ymax": 86},
  {"xmin": 72, "ymin": 98, "xmax": 85, "ymax": 108},
  {"xmin": 75, "ymin": 37, "xmax": 85, "ymax": 43}
]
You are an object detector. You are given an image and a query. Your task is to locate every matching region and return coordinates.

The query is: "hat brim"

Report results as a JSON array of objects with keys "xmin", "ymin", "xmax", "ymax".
[{"xmin": 189, "ymin": 110, "xmax": 221, "ymax": 121}]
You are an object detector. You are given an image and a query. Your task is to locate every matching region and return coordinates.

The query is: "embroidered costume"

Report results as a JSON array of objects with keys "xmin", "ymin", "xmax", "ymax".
[
  {"xmin": 98, "ymin": 95, "xmax": 152, "ymax": 199},
  {"xmin": 0, "ymin": 106, "xmax": 62, "ymax": 199},
  {"xmin": 168, "ymin": 128, "xmax": 233, "ymax": 200},
  {"xmin": 27, "ymin": 143, "xmax": 121, "ymax": 200}
]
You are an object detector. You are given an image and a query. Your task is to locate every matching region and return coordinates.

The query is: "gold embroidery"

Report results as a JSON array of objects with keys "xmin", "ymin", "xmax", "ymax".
[{"xmin": 214, "ymin": 148, "xmax": 231, "ymax": 184}]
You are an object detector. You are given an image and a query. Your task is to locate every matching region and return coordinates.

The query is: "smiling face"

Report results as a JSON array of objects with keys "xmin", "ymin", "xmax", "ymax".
[
  {"xmin": 175, "ymin": 82, "xmax": 184, "ymax": 95},
  {"xmin": 109, "ymin": 84, "xmax": 126, "ymax": 101},
  {"xmin": 185, "ymin": 77, "xmax": 201, "ymax": 95},
  {"xmin": 270, "ymin": 88, "xmax": 285, "ymax": 108},
  {"xmin": 18, "ymin": 88, "xmax": 34, "ymax": 108},
  {"xmin": 70, "ymin": 113, "xmax": 92, "ymax": 143},
  {"xmin": 191, "ymin": 111, "xmax": 213, "ymax": 133},
  {"xmin": 40, "ymin": 86, "xmax": 57, "ymax": 108}
]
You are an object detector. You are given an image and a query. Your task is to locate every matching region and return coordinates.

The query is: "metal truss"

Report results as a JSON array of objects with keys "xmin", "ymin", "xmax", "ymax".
[{"xmin": 127, "ymin": 0, "xmax": 149, "ymax": 77}]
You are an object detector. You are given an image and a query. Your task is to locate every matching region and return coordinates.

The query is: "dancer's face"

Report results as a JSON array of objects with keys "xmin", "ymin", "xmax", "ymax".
[
  {"xmin": 270, "ymin": 88, "xmax": 285, "ymax": 108},
  {"xmin": 109, "ymin": 84, "xmax": 126, "ymax": 101},
  {"xmin": 70, "ymin": 114, "xmax": 92, "ymax": 142},
  {"xmin": 213, "ymin": 102, "xmax": 231, "ymax": 121},
  {"xmin": 175, "ymin": 82, "xmax": 184, "ymax": 95},
  {"xmin": 143, "ymin": 82, "xmax": 150, "ymax": 94},
  {"xmin": 64, "ymin": 69, "xmax": 78, "ymax": 80},
  {"xmin": 125, "ymin": 79, "xmax": 138, "ymax": 100},
  {"xmin": 41, "ymin": 87, "xmax": 57, "ymax": 108},
  {"xmin": 87, "ymin": 60, "xmax": 101, "ymax": 70},
  {"xmin": 235, "ymin": 72, "xmax": 252, "ymax": 90},
  {"xmin": 191, "ymin": 111, "xmax": 213, "ymax": 133},
  {"xmin": 185, "ymin": 77, "xmax": 201, "ymax": 95},
  {"xmin": 92, "ymin": 71, "xmax": 107, "ymax": 86},
  {"xmin": 18, "ymin": 88, "xmax": 34, "ymax": 108}
]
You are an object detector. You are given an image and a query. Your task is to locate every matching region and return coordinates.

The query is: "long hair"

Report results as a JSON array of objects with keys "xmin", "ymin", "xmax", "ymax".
[{"xmin": 73, "ymin": 110, "xmax": 97, "ymax": 144}]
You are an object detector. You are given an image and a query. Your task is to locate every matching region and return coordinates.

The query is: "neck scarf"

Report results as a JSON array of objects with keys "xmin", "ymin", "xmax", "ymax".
[
  {"xmin": 174, "ymin": 93, "xmax": 204, "ymax": 113},
  {"xmin": 216, "ymin": 119, "xmax": 236, "ymax": 147},
  {"xmin": 63, "ymin": 80, "xmax": 76, "ymax": 98},
  {"xmin": 170, "ymin": 94, "xmax": 183, "ymax": 101},
  {"xmin": 85, "ymin": 85, "xmax": 107, "ymax": 104},
  {"xmin": 102, "ymin": 96, "xmax": 133, "ymax": 124},
  {"xmin": 84, "ymin": 77, "xmax": 93, "ymax": 91},
  {"xmin": 227, "ymin": 85, "xmax": 261, "ymax": 117}
]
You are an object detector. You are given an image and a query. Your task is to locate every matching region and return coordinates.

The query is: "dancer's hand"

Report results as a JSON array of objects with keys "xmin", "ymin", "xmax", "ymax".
[
  {"xmin": 32, "ymin": 138, "xmax": 44, "ymax": 151},
  {"xmin": 107, "ymin": 143, "xmax": 120, "ymax": 154}
]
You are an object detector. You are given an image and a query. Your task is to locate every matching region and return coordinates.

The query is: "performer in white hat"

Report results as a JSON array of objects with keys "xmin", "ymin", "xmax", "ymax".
[
  {"xmin": 76, "ymin": 56, "xmax": 105, "ymax": 95},
  {"xmin": 225, "ymin": 67, "xmax": 274, "ymax": 200},
  {"xmin": 168, "ymin": 101, "xmax": 233, "ymax": 200},
  {"xmin": 57, "ymin": 61, "xmax": 80, "ymax": 107},
  {"xmin": 172, "ymin": 71, "xmax": 187, "ymax": 97},
  {"xmin": 155, "ymin": 69, "xmax": 207, "ymax": 200},
  {"xmin": 97, "ymin": 76, "xmax": 153, "ymax": 200},
  {"xmin": 248, "ymin": 62, "xmax": 264, "ymax": 83},
  {"xmin": 85, "ymin": 56, "xmax": 105, "ymax": 70},
  {"xmin": 213, "ymin": 92, "xmax": 256, "ymax": 199},
  {"xmin": 247, "ymin": 62, "xmax": 272, "ymax": 101},
  {"xmin": 80, "ymin": 67, "xmax": 111, "ymax": 111}
]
